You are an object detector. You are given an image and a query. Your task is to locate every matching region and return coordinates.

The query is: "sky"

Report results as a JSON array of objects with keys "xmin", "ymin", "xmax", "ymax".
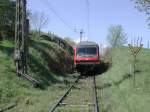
[{"xmin": 27, "ymin": 0, "xmax": 150, "ymax": 47}]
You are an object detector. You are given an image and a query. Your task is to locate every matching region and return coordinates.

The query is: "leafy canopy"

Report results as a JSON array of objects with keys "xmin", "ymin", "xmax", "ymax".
[
  {"xmin": 132, "ymin": 0, "xmax": 150, "ymax": 25},
  {"xmin": 0, "ymin": 0, "xmax": 16, "ymax": 39}
]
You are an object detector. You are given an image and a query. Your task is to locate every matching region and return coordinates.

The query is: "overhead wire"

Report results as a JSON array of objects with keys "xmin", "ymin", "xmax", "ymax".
[
  {"xmin": 41, "ymin": 0, "xmax": 78, "ymax": 35},
  {"xmin": 86, "ymin": 0, "xmax": 90, "ymax": 40}
]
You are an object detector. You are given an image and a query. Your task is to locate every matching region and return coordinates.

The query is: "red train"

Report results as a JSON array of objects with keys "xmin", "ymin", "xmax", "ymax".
[{"xmin": 74, "ymin": 41, "xmax": 100, "ymax": 75}]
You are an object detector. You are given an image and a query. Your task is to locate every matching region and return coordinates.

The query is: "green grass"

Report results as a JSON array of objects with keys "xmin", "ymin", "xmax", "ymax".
[
  {"xmin": 97, "ymin": 47, "xmax": 150, "ymax": 112},
  {"xmin": 0, "ymin": 39, "xmax": 150, "ymax": 112},
  {"xmin": 0, "ymin": 39, "xmax": 75, "ymax": 112}
]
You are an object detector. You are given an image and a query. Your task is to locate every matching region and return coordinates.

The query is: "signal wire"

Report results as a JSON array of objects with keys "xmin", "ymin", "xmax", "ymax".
[
  {"xmin": 86, "ymin": 0, "xmax": 90, "ymax": 40},
  {"xmin": 41, "ymin": 0, "xmax": 78, "ymax": 35}
]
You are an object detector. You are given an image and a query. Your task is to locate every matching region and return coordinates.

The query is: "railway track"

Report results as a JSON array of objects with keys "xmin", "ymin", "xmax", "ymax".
[
  {"xmin": 0, "ymin": 103, "xmax": 17, "ymax": 112},
  {"xmin": 93, "ymin": 76, "xmax": 100, "ymax": 112},
  {"xmin": 49, "ymin": 75, "xmax": 100, "ymax": 112}
]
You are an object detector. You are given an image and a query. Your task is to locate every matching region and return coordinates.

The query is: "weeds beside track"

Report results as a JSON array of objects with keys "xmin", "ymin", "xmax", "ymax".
[{"xmin": 49, "ymin": 75, "xmax": 100, "ymax": 112}]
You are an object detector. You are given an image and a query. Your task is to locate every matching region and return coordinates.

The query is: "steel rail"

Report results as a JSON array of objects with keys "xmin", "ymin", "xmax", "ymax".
[
  {"xmin": 93, "ymin": 76, "xmax": 100, "ymax": 112},
  {"xmin": 0, "ymin": 103, "xmax": 17, "ymax": 112},
  {"xmin": 49, "ymin": 75, "xmax": 81, "ymax": 112}
]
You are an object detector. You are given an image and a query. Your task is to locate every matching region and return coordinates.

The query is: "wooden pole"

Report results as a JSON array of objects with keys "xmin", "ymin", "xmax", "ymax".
[{"xmin": 15, "ymin": 0, "xmax": 27, "ymax": 74}]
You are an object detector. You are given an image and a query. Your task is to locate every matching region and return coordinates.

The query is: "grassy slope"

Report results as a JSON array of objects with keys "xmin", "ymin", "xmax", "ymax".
[
  {"xmin": 0, "ymin": 40, "xmax": 18, "ymax": 106},
  {"xmin": 97, "ymin": 47, "xmax": 150, "ymax": 112},
  {"xmin": 0, "ymin": 39, "xmax": 76, "ymax": 112}
]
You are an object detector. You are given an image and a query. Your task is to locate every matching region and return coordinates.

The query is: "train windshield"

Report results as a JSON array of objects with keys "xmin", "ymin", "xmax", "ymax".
[{"xmin": 77, "ymin": 47, "xmax": 97, "ymax": 57}]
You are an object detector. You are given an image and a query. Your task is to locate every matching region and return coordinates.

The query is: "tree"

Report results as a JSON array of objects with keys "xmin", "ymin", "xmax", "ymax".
[
  {"xmin": 132, "ymin": 0, "xmax": 150, "ymax": 25},
  {"xmin": 0, "ymin": 0, "xmax": 16, "ymax": 40},
  {"xmin": 64, "ymin": 37, "xmax": 76, "ymax": 47},
  {"xmin": 132, "ymin": 0, "xmax": 150, "ymax": 13},
  {"xmin": 29, "ymin": 12, "xmax": 49, "ymax": 35},
  {"xmin": 107, "ymin": 25, "xmax": 127, "ymax": 47}
]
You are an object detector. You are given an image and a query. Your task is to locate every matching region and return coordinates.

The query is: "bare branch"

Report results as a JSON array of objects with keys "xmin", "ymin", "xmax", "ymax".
[{"xmin": 29, "ymin": 11, "xmax": 49, "ymax": 35}]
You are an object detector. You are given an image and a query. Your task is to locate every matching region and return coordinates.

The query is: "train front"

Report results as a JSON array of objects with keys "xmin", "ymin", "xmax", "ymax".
[{"xmin": 74, "ymin": 41, "xmax": 100, "ymax": 74}]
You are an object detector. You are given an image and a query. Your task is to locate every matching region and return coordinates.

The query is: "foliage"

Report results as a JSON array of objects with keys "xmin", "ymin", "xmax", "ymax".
[
  {"xmin": 132, "ymin": 0, "xmax": 150, "ymax": 13},
  {"xmin": 40, "ymin": 34, "xmax": 74, "ymax": 56},
  {"xmin": 132, "ymin": 0, "xmax": 150, "ymax": 25},
  {"xmin": 0, "ymin": 0, "xmax": 16, "ymax": 40},
  {"xmin": 0, "ymin": 38, "xmax": 74, "ymax": 109},
  {"xmin": 64, "ymin": 37, "xmax": 76, "ymax": 47},
  {"xmin": 107, "ymin": 25, "xmax": 127, "ymax": 47}
]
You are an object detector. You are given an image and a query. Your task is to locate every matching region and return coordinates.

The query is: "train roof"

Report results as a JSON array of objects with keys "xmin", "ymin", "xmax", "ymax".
[{"xmin": 77, "ymin": 41, "xmax": 98, "ymax": 47}]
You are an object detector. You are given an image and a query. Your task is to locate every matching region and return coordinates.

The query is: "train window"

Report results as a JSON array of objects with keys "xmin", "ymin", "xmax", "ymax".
[{"xmin": 77, "ymin": 47, "xmax": 97, "ymax": 57}]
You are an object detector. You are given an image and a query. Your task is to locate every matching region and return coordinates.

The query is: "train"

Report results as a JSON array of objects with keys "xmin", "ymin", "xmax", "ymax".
[{"xmin": 74, "ymin": 41, "xmax": 100, "ymax": 75}]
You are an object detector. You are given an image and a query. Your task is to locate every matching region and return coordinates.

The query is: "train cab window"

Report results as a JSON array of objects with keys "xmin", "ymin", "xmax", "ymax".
[{"xmin": 77, "ymin": 47, "xmax": 97, "ymax": 57}]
